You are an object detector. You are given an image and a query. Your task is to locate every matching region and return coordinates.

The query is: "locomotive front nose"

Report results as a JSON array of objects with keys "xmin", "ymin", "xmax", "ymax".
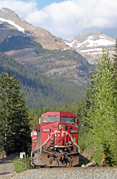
[{"xmin": 55, "ymin": 123, "xmax": 70, "ymax": 146}]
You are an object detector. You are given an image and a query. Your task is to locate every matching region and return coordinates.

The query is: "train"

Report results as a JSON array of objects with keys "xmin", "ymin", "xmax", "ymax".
[{"xmin": 31, "ymin": 111, "xmax": 79, "ymax": 167}]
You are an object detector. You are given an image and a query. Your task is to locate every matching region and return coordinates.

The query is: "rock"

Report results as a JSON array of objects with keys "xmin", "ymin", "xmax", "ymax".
[
  {"xmin": 86, "ymin": 161, "xmax": 96, "ymax": 167},
  {"xmin": 81, "ymin": 164, "xmax": 86, "ymax": 167}
]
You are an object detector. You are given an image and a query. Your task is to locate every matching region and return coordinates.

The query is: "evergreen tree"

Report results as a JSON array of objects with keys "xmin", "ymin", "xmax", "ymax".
[
  {"xmin": 84, "ymin": 71, "xmax": 95, "ymax": 129},
  {"xmin": 113, "ymin": 40, "xmax": 117, "ymax": 87},
  {"xmin": 113, "ymin": 39, "xmax": 117, "ymax": 76},
  {"xmin": 0, "ymin": 100, "xmax": 4, "ymax": 152},
  {"xmin": 0, "ymin": 68, "xmax": 31, "ymax": 154},
  {"xmin": 87, "ymin": 50, "xmax": 117, "ymax": 166},
  {"xmin": 85, "ymin": 72, "xmax": 95, "ymax": 111}
]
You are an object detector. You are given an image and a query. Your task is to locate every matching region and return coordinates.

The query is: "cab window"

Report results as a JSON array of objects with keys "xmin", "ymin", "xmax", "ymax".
[
  {"xmin": 43, "ymin": 116, "xmax": 59, "ymax": 122},
  {"xmin": 61, "ymin": 117, "xmax": 76, "ymax": 123}
]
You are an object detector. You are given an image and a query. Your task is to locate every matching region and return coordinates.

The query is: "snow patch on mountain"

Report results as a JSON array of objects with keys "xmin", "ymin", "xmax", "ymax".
[
  {"xmin": 66, "ymin": 34, "xmax": 115, "ymax": 48},
  {"xmin": 86, "ymin": 36, "xmax": 115, "ymax": 47},
  {"xmin": 80, "ymin": 48, "xmax": 103, "ymax": 53},
  {"xmin": 65, "ymin": 32, "xmax": 115, "ymax": 64},
  {"xmin": 0, "ymin": 8, "xmax": 4, "ymax": 12},
  {"xmin": 0, "ymin": 18, "xmax": 25, "ymax": 34},
  {"xmin": 67, "ymin": 40, "xmax": 77, "ymax": 47}
]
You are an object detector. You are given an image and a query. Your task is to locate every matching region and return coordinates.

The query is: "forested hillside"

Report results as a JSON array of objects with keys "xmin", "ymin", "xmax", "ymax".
[
  {"xmin": 0, "ymin": 35, "xmax": 94, "ymax": 86},
  {"xmin": 0, "ymin": 51, "xmax": 86, "ymax": 109}
]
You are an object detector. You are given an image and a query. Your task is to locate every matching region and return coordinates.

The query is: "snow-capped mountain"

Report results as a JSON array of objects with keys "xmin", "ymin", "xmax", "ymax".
[
  {"xmin": 0, "ymin": 8, "xmax": 70, "ymax": 50},
  {"xmin": 65, "ymin": 32, "xmax": 116, "ymax": 64}
]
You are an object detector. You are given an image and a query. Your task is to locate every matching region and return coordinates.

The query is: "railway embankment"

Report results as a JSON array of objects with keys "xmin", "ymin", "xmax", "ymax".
[{"xmin": 12, "ymin": 167, "xmax": 117, "ymax": 179}]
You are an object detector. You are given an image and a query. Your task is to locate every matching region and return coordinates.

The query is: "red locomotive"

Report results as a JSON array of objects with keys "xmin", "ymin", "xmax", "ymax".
[{"xmin": 31, "ymin": 111, "xmax": 79, "ymax": 167}]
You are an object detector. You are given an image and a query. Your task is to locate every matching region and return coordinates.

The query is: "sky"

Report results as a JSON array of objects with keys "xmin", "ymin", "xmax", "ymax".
[{"xmin": 0, "ymin": 0, "xmax": 117, "ymax": 41}]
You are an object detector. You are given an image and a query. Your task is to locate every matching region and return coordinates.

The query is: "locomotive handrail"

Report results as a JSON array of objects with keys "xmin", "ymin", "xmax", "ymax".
[
  {"xmin": 67, "ymin": 133, "xmax": 80, "ymax": 153},
  {"xmin": 32, "ymin": 131, "xmax": 80, "ymax": 154},
  {"xmin": 32, "ymin": 132, "xmax": 55, "ymax": 154},
  {"xmin": 40, "ymin": 132, "xmax": 55, "ymax": 152}
]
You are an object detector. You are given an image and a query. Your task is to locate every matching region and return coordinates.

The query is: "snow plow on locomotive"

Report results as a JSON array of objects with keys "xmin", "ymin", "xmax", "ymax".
[{"xmin": 31, "ymin": 111, "xmax": 80, "ymax": 167}]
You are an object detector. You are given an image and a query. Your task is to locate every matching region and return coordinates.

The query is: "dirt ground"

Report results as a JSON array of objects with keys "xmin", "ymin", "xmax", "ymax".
[{"xmin": 0, "ymin": 154, "xmax": 16, "ymax": 179}]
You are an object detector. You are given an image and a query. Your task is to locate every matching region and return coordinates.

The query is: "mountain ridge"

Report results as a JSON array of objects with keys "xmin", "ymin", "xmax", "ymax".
[
  {"xmin": 0, "ymin": 7, "xmax": 70, "ymax": 50},
  {"xmin": 0, "ymin": 7, "xmax": 94, "ymax": 88},
  {"xmin": 65, "ymin": 32, "xmax": 115, "ymax": 64}
]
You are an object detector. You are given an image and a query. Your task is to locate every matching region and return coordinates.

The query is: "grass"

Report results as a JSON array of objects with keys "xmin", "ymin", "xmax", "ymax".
[
  {"xmin": 12, "ymin": 157, "xmax": 30, "ymax": 173},
  {"xmin": 11, "ymin": 174, "xmax": 16, "ymax": 177}
]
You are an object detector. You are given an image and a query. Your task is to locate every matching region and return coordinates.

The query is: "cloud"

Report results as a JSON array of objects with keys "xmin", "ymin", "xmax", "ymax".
[
  {"xmin": 26, "ymin": 10, "xmax": 48, "ymax": 24},
  {"xmin": 0, "ymin": 0, "xmax": 117, "ymax": 40},
  {"xmin": 0, "ymin": 0, "xmax": 37, "ymax": 18}
]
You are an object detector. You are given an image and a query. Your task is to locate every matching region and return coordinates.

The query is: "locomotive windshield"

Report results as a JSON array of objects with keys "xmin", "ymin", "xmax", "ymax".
[
  {"xmin": 43, "ymin": 116, "xmax": 59, "ymax": 122},
  {"xmin": 61, "ymin": 117, "xmax": 76, "ymax": 123}
]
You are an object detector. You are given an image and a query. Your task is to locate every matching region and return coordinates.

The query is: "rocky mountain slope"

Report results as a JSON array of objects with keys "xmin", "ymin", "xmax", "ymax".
[
  {"xmin": 65, "ymin": 32, "xmax": 116, "ymax": 64},
  {"xmin": 4, "ymin": 38, "xmax": 92, "ymax": 86},
  {"xmin": 0, "ymin": 8, "xmax": 70, "ymax": 50}
]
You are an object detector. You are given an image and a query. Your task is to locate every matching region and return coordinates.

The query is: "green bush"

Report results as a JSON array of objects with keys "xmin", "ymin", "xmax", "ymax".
[{"xmin": 13, "ymin": 157, "xmax": 30, "ymax": 173}]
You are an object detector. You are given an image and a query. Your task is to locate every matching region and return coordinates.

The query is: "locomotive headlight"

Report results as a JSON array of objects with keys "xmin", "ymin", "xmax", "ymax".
[
  {"xmin": 43, "ymin": 129, "xmax": 50, "ymax": 132},
  {"xmin": 70, "ymin": 130, "xmax": 78, "ymax": 133},
  {"xmin": 58, "ymin": 124, "xmax": 63, "ymax": 130}
]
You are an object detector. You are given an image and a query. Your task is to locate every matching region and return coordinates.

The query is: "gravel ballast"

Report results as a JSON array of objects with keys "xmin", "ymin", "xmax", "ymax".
[{"xmin": 12, "ymin": 167, "xmax": 117, "ymax": 179}]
